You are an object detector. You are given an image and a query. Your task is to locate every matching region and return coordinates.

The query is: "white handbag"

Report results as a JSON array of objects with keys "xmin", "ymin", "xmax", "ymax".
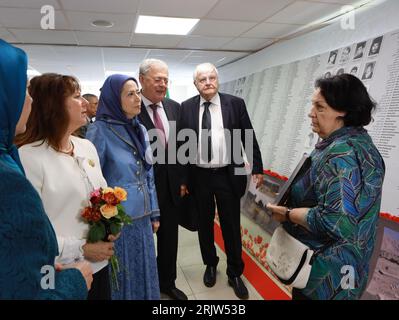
[{"xmin": 266, "ymin": 225, "xmax": 314, "ymax": 289}]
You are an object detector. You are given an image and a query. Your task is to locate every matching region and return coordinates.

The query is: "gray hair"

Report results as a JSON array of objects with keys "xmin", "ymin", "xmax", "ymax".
[
  {"xmin": 193, "ymin": 63, "xmax": 218, "ymax": 81},
  {"xmin": 139, "ymin": 58, "xmax": 169, "ymax": 76}
]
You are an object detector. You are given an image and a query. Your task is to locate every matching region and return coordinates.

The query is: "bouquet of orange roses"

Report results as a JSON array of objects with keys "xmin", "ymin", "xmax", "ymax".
[{"xmin": 81, "ymin": 186, "xmax": 132, "ymax": 290}]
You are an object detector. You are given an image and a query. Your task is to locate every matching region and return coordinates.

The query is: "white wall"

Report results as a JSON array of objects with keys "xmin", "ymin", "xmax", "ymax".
[{"xmin": 219, "ymin": 0, "xmax": 399, "ymax": 82}]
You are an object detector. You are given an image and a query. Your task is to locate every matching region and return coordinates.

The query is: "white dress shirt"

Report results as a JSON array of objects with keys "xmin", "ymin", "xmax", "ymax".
[
  {"xmin": 197, "ymin": 93, "xmax": 229, "ymax": 168},
  {"xmin": 142, "ymin": 95, "xmax": 170, "ymax": 143},
  {"xmin": 19, "ymin": 136, "xmax": 108, "ymax": 273}
]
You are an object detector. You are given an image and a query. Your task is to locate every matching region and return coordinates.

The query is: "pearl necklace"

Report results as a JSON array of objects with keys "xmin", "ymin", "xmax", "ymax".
[{"xmin": 59, "ymin": 140, "xmax": 74, "ymax": 155}]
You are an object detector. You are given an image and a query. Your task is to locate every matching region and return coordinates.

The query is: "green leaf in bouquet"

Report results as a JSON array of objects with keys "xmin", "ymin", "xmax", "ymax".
[
  {"xmin": 110, "ymin": 222, "xmax": 122, "ymax": 235},
  {"xmin": 117, "ymin": 204, "xmax": 124, "ymax": 212},
  {"xmin": 120, "ymin": 213, "xmax": 132, "ymax": 225},
  {"xmin": 88, "ymin": 222, "xmax": 105, "ymax": 243}
]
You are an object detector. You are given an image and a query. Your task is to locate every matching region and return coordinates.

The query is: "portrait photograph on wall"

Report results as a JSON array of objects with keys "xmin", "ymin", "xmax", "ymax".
[{"xmin": 369, "ymin": 36, "xmax": 384, "ymax": 56}]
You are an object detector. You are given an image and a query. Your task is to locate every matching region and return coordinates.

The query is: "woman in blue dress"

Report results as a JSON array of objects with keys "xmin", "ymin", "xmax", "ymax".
[
  {"xmin": 0, "ymin": 39, "xmax": 92, "ymax": 299},
  {"xmin": 86, "ymin": 74, "xmax": 160, "ymax": 300}
]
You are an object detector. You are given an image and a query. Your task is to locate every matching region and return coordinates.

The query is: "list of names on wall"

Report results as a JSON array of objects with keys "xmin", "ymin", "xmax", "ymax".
[{"xmin": 221, "ymin": 30, "xmax": 399, "ymax": 216}]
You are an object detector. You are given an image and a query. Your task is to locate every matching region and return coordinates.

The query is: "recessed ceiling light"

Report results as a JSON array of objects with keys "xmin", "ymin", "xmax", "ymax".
[
  {"xmin": 91, "ymin": 20, "xmax": 114, "ymax": 28},
  {"xmin": 135, "ymin": 15, "xmax": 199, "ymax": 35}
]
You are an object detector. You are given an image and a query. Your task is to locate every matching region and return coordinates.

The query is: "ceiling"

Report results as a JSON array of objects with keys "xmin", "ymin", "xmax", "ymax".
[{"xmin": 0, "ymin": 0, "xmax": 372, "ymax": 90}]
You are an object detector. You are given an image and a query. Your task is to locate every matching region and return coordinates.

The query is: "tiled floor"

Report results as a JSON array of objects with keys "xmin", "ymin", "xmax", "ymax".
[{"xmin": 158, "ymin": 226, "xmax": 264, "ymax": 300}]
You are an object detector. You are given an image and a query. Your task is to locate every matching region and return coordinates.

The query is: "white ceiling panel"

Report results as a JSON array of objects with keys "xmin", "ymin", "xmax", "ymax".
[
  {"xmin": 103, "ymin": 62, "xmax": 139, "ymax": 72},
  {"xmin": 139, "ymin": 0, "xmax": 219, "ymax": 18},
  {"xmin": 306, "ymin": 0, "xmax": 360, "ymax": 4},
  {"xmin": 75, "ymin": 31, "xmax": 130, "ymax": 47},
  {"xmin": 103, "ymin": 48, "xmax": 148, "ymax": 63},
  {"xmin": 221, "ymin": 37, "xmax": 274, "ymax": 51},
  {"xmin": 31, "ymin": 65, "xmax": 75, "ymax": 76},
  {"xmin": 177, "ymin": 36, "xmax": 233, "ymax": 50},
  {"xmin": 0, "ymin": 27, "xmax": 16, "ymax": 42},
  {"xmin": 148, "ymin": 49, "xmax": 190, "ymax": 58},
  {"xmin": 17, "ymin": 44, "xmax": 54, "ymax": 59},
  {"xmin": 2, "ymin": 0, "xmax": 381, "ymax": 94},
  {"xmin": 242, "ymin": 22, "xmax": 301, "ymax": 38},
  {"xmin": 10, "ymin": 29, "xmax": 77, "ymax": 44},
  {"xmin": 267, "ymin": 1, "xmax": 342, "ymax": 24},
  {"xmin": 65, "ymin": 11, "xmax": 135, "ymax": 33},
  {"xmin": 131, "ymin": 34, "xmax": 183, "ymax": 48},
  {"xmin": 190, "ymin": 20, "xmax": 257, "ymax": 37},
  {"xmin": 206, "ymin": 0, "xmax": 296, "ymax": 22},
  {"xmin": 52, "ymin": 46, "xmax": 104, "ymax": 63},
  {"xmin": 0, "ymin": 0, "xmax": 60, "ymax": 9},
  {"xmin": 183, "ymin": 55, "xmax": 222, "ymax": 65},
  {"xmin": 0, "ymin": 8, "xmax": 68, "ymax": 29},
  {"xmin": 59, "ymin": 0, "xmax": 139, "ymax": 14}
]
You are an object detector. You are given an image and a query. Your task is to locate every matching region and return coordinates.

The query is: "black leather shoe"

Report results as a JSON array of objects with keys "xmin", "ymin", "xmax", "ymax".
[
  {"xmin": 203, "ymin": 266, "xmax": 217, "ymax": 287},
  {"xmin": 161, "ymin": 287, "xmax": 188, "ymax": 300},
  {"xmin": 228, "ymin": 277, "xmax": 249, "ymax": 300}
]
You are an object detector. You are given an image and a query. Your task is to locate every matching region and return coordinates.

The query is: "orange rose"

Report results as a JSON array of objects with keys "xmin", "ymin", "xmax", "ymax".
[
  {"xmin": 114, "ymin": 187, "xmax": 127, "ymax": 202},
  {"xmin": 102, "ymin": 187, "xmax": 114, "ymax": 194},
  {"xmin": 100, "ymin": 204, "xmax": 118, "ymax": 219}
]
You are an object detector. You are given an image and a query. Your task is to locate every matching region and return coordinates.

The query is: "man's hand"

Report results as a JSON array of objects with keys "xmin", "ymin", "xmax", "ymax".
[
  {"xmin": 152, "ymin": 220, "xmax": 160, "ymax": 233},
  {"xmin": 180, "ymin": 184, "xmax": 189, "ymax": 197},
  {"xmin": 252, "ymin": 174, "xmax": 264, "ymax": 189}
]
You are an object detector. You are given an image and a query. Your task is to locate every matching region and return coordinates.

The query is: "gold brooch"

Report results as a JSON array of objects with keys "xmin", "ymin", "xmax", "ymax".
[{"xmin": 88, "ymin": 159, "xmax": 95, "ymax": 167}]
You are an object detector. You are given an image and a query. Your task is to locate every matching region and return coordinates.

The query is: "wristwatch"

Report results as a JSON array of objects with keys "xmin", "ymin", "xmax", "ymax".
[{"xmin": 285, "ymin": 208, "xmax": 292, "ymax": 223}]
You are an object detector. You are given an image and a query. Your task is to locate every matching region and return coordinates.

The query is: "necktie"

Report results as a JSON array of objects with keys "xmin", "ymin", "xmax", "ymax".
[
  {"xmin": 150, "ymin": 104, "xmax": 166, "ymax": 147},
  {"xmin": 201, "ymin": 101, "xmax": 212, "ymax": 162}
]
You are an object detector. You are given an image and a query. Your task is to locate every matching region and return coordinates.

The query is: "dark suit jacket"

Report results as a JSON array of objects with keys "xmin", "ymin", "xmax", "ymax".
[
  {"xmin": 179, "ymin": 92, "xmax": 263, "ymax": 197},
  {"xmin": 138, "ymin": 98, "xmax": 183, "ymax": 206}
]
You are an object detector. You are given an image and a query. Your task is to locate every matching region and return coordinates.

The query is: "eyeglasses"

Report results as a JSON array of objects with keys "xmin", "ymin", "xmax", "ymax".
[{"xmin": 146, "ymin": 76, "xmax": 169, "ymax": 85}]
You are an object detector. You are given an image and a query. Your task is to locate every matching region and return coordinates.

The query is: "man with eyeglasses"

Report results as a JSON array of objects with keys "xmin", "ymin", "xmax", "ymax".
[
  {"xmin": 179, "ymin": 63, "xmax": 264, "ymax": 299},
  {"xmin": 138, "ymin": 58, "xmax": 188, "ymax": 300}
]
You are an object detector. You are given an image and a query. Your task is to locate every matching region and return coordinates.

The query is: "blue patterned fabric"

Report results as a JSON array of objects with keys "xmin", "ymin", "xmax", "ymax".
[
  {"xmin": 111, "ymin": 216, "xmax": 160, "ymax": 300},
  {"xmin": 0, "ymin": 40, "xmax": 87, "ymax": 299},
  {"xmin": 286, "ymin": 126, "xmax": 385, "ymax": 300}
]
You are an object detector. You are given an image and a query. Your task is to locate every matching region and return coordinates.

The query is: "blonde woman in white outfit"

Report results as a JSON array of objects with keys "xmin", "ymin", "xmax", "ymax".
[{"xmin": 17, "ymin": 74, "xmax": 115, "ymax": 300}]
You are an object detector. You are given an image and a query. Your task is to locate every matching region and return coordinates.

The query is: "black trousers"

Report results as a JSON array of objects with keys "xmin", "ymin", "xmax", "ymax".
[
  {"xmin": 87, "ymin": 265, "xmax": 111, "ymax": 300},
  {"xmin": 194, "ymin": 166, "xmax": 244, "ymax": 278},
  {"xmin": 156, "ymin": 189, "xmax": 179, "ymax": 291}
]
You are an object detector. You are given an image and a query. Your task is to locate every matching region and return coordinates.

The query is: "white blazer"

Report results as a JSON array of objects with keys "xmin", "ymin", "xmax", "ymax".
[{"xmin": 19, "ymin": 136, "xmax": 108, "ymax": 273}]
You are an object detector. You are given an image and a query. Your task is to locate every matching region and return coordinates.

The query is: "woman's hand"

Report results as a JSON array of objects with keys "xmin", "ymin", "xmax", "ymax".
[
  {"xmin": 107, "ymin": 232, "xmax": 121, "ymax": 242},
  {"xmin": 152, "ymin": 220, "xmax": 160, "ymax": 233},
  {"xmin": 82, "ymin": 241, "xmax": 114, "ymax": 262},
  {"xmin": 267, "ymin": 203, "xmax": 311, "ymax": 230},
  {"xmin": 266, "ymin": 203, "xmax": 289, "ymax": 223},
  {"xmin": 56, "ymin": 260, "xmax": 93, "ymax": 291}
]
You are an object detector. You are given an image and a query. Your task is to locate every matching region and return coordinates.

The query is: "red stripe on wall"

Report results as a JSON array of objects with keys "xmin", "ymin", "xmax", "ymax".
[{"xmin": 213, "ymin": 222, "xmax": 291, "ymax": 300}]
